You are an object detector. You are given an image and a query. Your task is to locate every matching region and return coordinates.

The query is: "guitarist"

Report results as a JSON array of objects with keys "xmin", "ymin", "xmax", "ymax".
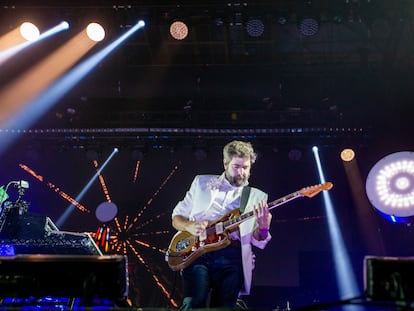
[{"xmin": 171, "ymin": 140, "xmax": 273, "ymax": 309}]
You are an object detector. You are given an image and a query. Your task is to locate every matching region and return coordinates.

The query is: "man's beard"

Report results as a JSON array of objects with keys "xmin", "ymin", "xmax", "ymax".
[{"xmin": 226, "ymin": 174, "xmax": 248, "ymax": 187}]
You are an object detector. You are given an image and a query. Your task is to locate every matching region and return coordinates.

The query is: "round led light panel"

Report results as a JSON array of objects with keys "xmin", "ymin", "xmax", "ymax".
[
  {"xmin": 170, "ymin": 21, "xmax": 188, "ymax": 40},
  {"xmin": 366, "ymin": 151, "xmax": 414, "ymax": 219}
]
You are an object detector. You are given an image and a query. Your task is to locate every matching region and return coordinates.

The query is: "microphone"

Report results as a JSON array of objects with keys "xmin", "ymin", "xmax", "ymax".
[{"xmin": 10, "ymin": 180, "xmax": 29, "ymax": 189}]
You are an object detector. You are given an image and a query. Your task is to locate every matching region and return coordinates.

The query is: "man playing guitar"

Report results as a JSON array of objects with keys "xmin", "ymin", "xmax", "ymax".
[{"xmin": 170, "ymin": 140, "xmax": 272, "ymax": 309}]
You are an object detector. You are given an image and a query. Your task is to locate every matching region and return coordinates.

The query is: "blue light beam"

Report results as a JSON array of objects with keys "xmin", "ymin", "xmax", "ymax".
[
  {"xmin": 0, "ymin": 20, "xmax": 145, "ymax": 155},
  {"xmin": 312, "ymin": 146, "xmax": 360, "ymax": 301},
  {"xmin": 0, "ymin": 21, "xmax": 69, "ymax": 65},
  {"xmin": 8, "ymin": 20, "xmax": 145, "ymax": 130},
  {"xmin": 56, "ymin": 148, "xmax": 119, "ymax": 227}
]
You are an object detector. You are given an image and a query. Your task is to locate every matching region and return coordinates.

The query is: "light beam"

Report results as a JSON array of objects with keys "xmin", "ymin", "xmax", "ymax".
[
  {"xmin": 0, "ymin": 20, "xmax": 145, "ymax": 155},
  {"xmin": 0, "ymin": 21, "xmax": 69, "ymax": 65},
  {"xmin": 56, "ymin": 148, "xmax": 119, "ymax": 227},
  {"xmin": 312, "ymin": 146, "xmax": 360, "ymax": 303}
]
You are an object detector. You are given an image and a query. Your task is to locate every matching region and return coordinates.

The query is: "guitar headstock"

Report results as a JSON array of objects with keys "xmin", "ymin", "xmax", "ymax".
[{"xmin": 300, "ymin": 182, "xmax": 333, "ymax": 198}]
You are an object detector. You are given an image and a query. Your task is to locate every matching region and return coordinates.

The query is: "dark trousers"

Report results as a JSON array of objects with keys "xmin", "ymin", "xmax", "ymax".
[{"xmin": 180, "ymin": 244, "xmax": 243, "ymax": 309}]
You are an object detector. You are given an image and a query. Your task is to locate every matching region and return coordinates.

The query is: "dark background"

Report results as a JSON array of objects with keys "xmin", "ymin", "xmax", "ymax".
[{"xmin": 1, "ymin": 0, "xmax": 414, "ymax": 309}]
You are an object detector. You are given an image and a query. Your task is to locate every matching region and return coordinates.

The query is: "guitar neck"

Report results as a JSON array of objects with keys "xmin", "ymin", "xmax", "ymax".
[{"xmin": 223, "ymin": 190, "xmax": 303, "ymax": 229}]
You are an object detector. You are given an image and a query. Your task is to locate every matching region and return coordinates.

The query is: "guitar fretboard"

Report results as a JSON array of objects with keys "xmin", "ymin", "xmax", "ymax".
[
  {"xmin": 223, "ymin": 190, "xmax": 302, "ymax": 228},
  {"xmin": 206, "ymin": 182, "xmax": 330, "ymax": 232}
]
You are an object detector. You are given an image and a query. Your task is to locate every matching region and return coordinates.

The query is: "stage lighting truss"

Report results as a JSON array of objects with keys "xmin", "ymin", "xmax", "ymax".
[
  {"xmin": 366, "ymin": 151, "xmax": 414, "ymax": 223},
  {"xmin": 169, "ymin": 20, "xmax": 189, "ymax": 40}
]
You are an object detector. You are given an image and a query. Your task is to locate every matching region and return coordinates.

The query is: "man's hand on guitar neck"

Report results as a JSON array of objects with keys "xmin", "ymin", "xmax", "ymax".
[
  {"xmin": 253, "ymin": 200, "xmax": 272, "ymax": 241},
  {"xmin": 172, "ymin": 215, "xmax": 209, "ymax": 236}
]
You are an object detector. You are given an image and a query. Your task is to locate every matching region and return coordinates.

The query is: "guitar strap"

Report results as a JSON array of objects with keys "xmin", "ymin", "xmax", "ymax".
[{"xmin": 239, "ymin": 186, "xmax": 251, "ymax": 214}]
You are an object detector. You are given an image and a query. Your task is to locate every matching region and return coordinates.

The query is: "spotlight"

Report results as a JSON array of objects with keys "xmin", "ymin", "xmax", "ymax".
[
  {"xmin": 215, "ymin": 18, "xmax": 224, "ymax": 27},
  {"xmin": 86, "ymin": 148, "xmax": 99, "ymax": 161},
  {"xmin": 277, "ymin": 16, "xmax": 287, "ymax": 25},
  {"xmin": 20, "ymin": 22, "xmax": 40, "ymax": 41},
  {"xmin": 193, "ymin": 148, "xmax": 207, "ymax": 161},
  {"xmin": 246, "ymin": 18, "xmax": 264, "ymax": 37},
  {"xmin": 86, "ymin": 22, "xmax": 105, "ymax": 42},
  {"xmin": 341, "ymin": 148, "xmax": 355, "ymax": 162},
  {"xmin": 366, "ymin": 151, "xmax": 414, "ymax": 223},
  {"xmin": 60, "ymin": 21, "xmax": 70, "ymax": 30},
  {"xmin": 169, "ymin": 20, "xmax": 189, "ymax": 40},
  {"xmin": 288, "ymin": 148, "xmax": 302, "ymax": 161},
  {"xmin": 131, "ymin": 149, "xmax": 144, "ymax": 161},
  {"xmin": 298, "ymin": 18, "xmax": 319, "ymax": 36}
]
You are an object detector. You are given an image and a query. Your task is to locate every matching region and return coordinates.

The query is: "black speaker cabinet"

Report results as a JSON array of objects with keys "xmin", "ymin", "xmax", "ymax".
[
  {"xmin": 364, "ymin": 255, "xmax": 414, "ymax": 301},
  {"xmin": 0, "ymin": 254, "xmax": 128, "ymax": 302}
]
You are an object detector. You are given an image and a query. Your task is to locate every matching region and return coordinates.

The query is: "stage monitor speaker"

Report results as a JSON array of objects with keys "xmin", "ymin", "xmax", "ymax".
[
  {"xmin": 0, "ymin": 254, "xmax": 128, "ymax": 302},
  {"xmin": 364, "ymin": 255, "xmax": 414, "ymax": 301}
]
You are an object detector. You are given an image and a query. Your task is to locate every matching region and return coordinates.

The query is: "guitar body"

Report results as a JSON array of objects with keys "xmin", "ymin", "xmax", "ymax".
[
  {"xmin": 166, "ymin": 209, "xmax": 240, "ymax": 271},
  {"xmin": 166, "ymin": 231, "xmax": 231, "ymax": 271}
]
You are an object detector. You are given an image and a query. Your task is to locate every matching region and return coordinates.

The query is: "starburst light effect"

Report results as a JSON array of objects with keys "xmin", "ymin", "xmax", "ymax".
[{"xmin": 19, "ymin": 156, "xmax": 181, "ymax": 307}]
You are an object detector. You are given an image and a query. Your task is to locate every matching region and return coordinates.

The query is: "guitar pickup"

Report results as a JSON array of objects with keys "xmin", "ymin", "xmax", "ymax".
[{"xmin": 215, "ymin": 222, "xmax": 224, "ymax": 234}]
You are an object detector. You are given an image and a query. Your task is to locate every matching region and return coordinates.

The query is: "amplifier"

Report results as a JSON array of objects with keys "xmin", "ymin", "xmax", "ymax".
[{"xmin": 364, "ymin": 255, "xmax": 414, "ymax": 301}]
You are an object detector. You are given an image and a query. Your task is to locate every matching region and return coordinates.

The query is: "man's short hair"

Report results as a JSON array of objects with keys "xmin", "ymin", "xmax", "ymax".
[{"xmin": 223, "ymin": 140, "xmax": 257, "ymax": 164}]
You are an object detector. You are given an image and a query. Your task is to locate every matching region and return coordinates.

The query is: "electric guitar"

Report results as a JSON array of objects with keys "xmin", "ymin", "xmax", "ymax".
[{"xmin": 166, "ymin": 182, "xmax": 333, "ymax": 271}]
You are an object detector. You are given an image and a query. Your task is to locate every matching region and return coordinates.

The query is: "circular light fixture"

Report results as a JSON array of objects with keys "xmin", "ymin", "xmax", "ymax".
[
  {"xmin": 193, "ymin": 148, "xmax": 207, "ymax": 161},
  {"xmin": 20, "ymin": 22, "xmax": 40, "ymax": 41},
  {"xmin": 246, "ymin": 18, "xmax": 265, "ymax": 37},
  {"xmin": 86, "ymin": 22, "xmax": 105, "ymax": 42},
  {"xmin": 169, "ymin": 20, "xmax": 189, "ymax": 40},
  {"xmin": 299, "ymin": 18, "xmax": 319, "ymax": 36},
  {"xmin": 341, "ymin": 148, "xmax": 355, "ymax": 162},
  {"xmin": 131, "ymin": 149, "xmax": 144, "ymax": 161},
  {"xmin": 278, "ymin": 16, "xmax": 287, "ymax": 25},
  {"xmin": 366, "ymin": 151, "xmax": 414, "ymax": 223},
  {"xmin": 59, "ymin": 21, "xmax": 70, "ymax": 30},
  {"xmin": 288, "ymin": 148, "xmax": 302, "ymax": 161},
  {"xmin": 96, "ymin": 201, "xmax": 118, "ymax": 223},
  {"xmin": 86, "ymin": 149, "xmax": 99, "ymax": 161}
]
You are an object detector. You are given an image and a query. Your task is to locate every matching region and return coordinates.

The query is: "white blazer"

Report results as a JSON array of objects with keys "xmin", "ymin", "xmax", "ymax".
[{"xmin": 172, "ymin": 174, "xmax": 272, "ymax": 295}]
